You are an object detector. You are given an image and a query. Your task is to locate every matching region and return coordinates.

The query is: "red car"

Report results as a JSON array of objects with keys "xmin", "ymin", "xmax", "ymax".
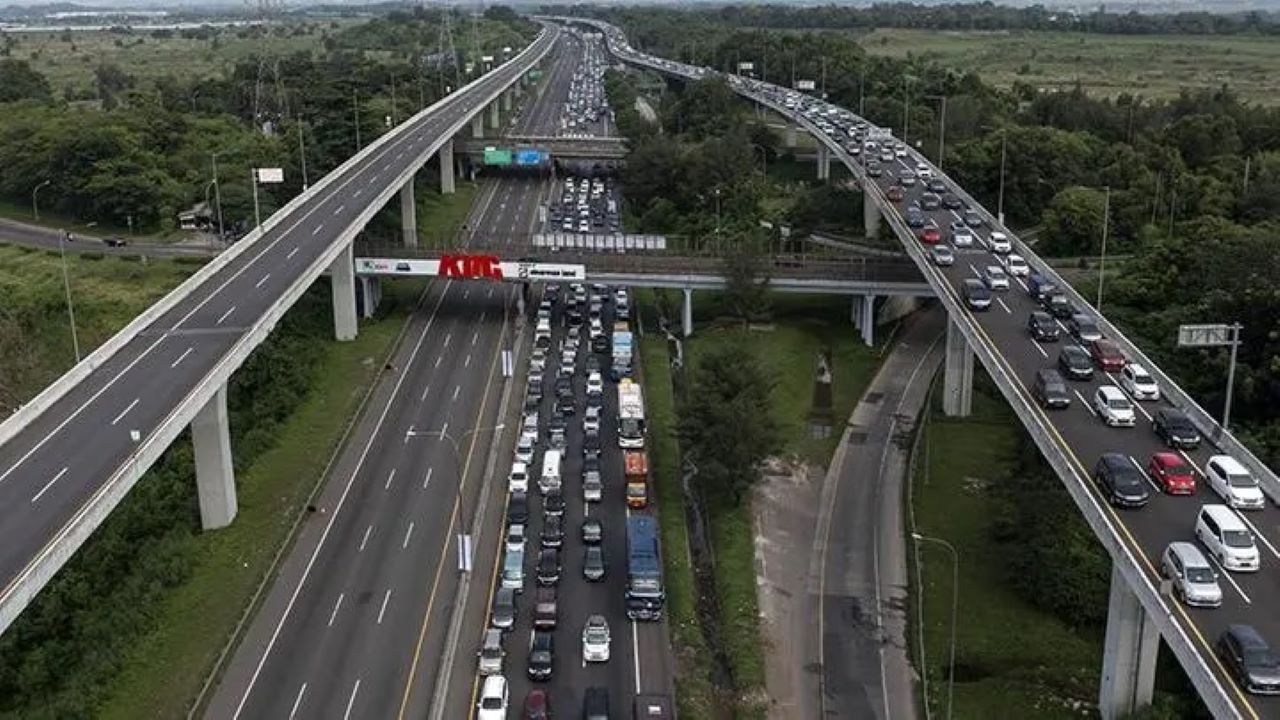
[
  {"xmin": 523, "ymin": 689, "xmax": 551, "ymax": 719},
  {"xmin": 887, "ymin": 185, "xmax": 905, "ymax": 202},
  {"xmin": 1148, "ymin": 452, "xmax": 1196, "ymax": 494},
  {"xmin": 918, "ymin": 225, "xmax": 941, "ymax": 244},
  {"xmin": 1089, "ymin": 338, "xmax": 1126, "ymax": 371}
]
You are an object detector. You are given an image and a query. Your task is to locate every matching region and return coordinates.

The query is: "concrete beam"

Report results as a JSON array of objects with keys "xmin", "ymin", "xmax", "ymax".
[
  {"xmin": 1099, "ymin": 563, "xmax": 1159, "ymax": 720},
  {"xmin": 471, "ymin": 112, "xmax": 484, "ymax": 139},
  {"xmin": 400, "ymin": 176, "xmax": 417, "ymax": 247},
  {"xmin": 682, "ymin": 288, "xmax": 693, "ymax": 338},
  {"xmin": 439, "ymin": 139, "xmax": 455, "ymax": 195},
  {"xmin": 942, "ymin": 315, "xmax": 973, "ymax": 417},
  {"xmin": 192, "ymin": 385, "xmax": 236, "ymax": 530},
  {"xmin": 860, "ymin": 294, "xmax": 876, "ymax": 347},
  {"xmin": 864, "ymin": 195, "xmax": 882, "ymax": 238},
  {"xmin": 488, "ymin": 101, "xmax": 500, "ymax": 130},
  {"xmin": 330, "ymin": 242, "xmax": 357, "ymax": 341}
]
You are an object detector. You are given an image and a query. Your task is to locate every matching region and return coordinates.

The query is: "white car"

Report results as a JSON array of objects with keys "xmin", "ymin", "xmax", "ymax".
[
  {"xmin": 915, "ymin": 162, "xmax": 932, "ymax": 179},
  {"xmin": 586, "ymin": 371, "xmax": 604, "ymax": 396},
  {"xmin": 1119, "ymin": 364, "xmax": 1160, "ymax": 401},
  {"xmin": 983, "ymin": 266, "xmax": 1009, "ymax": 291},
  {"xmin": 477, "ymin": 675, "xmax": 508, "ymax": 720},
  {"xmin": 522, "ymin": 411, "xmax": 539, "ymax": 435},
  {"xmin": 515, "ymin": 432, "xmax": 536, "ymax": 465},
  {"xmin": 508, "ymin": 461, "xmax": 529, "ymax": 493},
  {"xmin": 1006, "ymin": 254, "xmax": 1029, "ymax": 277},
  {"xmin": 988, "ymin": 231, "xmax": 1011, "ymax": 253},
  {"xmin": 582, "ymin": 614, "xmax": 611, "ymax": 663},
  {"xmin": 529, "ymin": 348, "xmax": 547, "ymax": 374},
  {"xmin": 895, "ymin": 143, "xmax": 908, "ymax": 158},
  {"xmin": 1205, "ymin": 455, "xmax": 1265, "ymax": 510},
  {"xmin": 506, "ymin": 523, "xmax": 526, "ymax": 554},
  {"xmin": 1093, "ymin": 386, "xmax": 1136, "ymax": 427},
  {"xmin": 583, "ymin": 406, "xmax": 602, "ymax": 434}
]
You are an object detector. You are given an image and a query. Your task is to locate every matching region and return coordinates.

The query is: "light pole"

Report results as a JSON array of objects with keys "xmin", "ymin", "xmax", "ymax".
[
  {"xmin": 924, "ymin": 94, "xmax": 947, "ymax": 170},
  {"xmin": 912, "ymin": 532, "xmax": 959, "ymax": 720},
  {"xmin": 419, "ymin": 423, "xmax": 506, "ymax": 573},
  {"xmin": 210, "ymin": 153, "xmax": 224, "ymax": 240},
  {"xmin": 296, "ymin": 117, "xmax": 309, "ymax": 190},
  {"xmin": 995, "ymin": 129, "xmax": 1007, "ymax": 225},
  {"xmin": 353, "ymin": 88, "xmax": 362, "ymax": 152},
  {"xmin": 901, "ymin": 75, "xmax": 912, "ymax": 144},
  {"xmin": 58, "ymin": 230, "xmax": 80, "ymax": 362},
  {"xmin": 1096, "ymin": 185, "xmax": 1111, "ymax": 313},
  {"xmin": 713, "ymin": 187, "xmax": 722, "ymax": 236},
  {"xmin": 32, "ymin": 179, "xmax": 51, "ymax": 221}
]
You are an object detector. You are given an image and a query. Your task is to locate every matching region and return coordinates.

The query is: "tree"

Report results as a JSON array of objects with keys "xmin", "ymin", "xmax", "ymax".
[
  {"xmin": 1039, "ymin": 186, "xmax": 1109, "ymax": 256},
  {"xmin": 0, "ymin": 59, "xmax": 51, "ymax": 103},
  {"xmin": 677, "ymin": 340, "xmax": 780, "ymax": 504},
  {"xmin": 94, "ymin": 63, "xmax": 134, "ymax": 109},
  {"xmin": 722, "ymin": 234, "xmax": 772, "ymax": 323}
]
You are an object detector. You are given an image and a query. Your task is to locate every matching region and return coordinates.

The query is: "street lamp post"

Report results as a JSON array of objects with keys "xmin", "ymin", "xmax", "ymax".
[
  {"xmin": 210, "ymin": 153, "xmax": 225, "ymax": 240},
  {"xmin": 32, "ymin": 179, "xmax": 51, "ymax": 221},
  {"xmin": 419, "ymin": 423, "xmax": 506, "ymax": 573},
  {"xmin": 713, "ymin": 188, "xmax": 722, "ymax": 236},
  {"xmin": 912, "ymin": 532, "xmax": 959, "ymax": 720},
  {"xmin": 1096, "ymin": 185, "xmax": 1111, "ymax": 313},
  {"xmin": 996, "ymin": 129, "xmax": 1007, "ymax": 226},
  {"xmin": 901, "ymin": 76, "xmax": 911, "ymax": 142},
  {"xmin": 58, "ymin": 230, "xmax": 80, "ymax": 362},
  {"xmin": 924, "ymin": 94, "xmax": 947, "ymax": 170}
]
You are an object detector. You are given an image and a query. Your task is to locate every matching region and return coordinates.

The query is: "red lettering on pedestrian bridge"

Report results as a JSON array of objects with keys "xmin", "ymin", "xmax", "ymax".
[{"xmin": 439, "ymin": 254, "xmax": 503, "ymax": 280}]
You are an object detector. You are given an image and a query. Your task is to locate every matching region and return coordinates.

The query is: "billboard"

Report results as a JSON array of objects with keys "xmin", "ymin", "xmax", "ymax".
[
  {"xmin": 483, "ymin": 147, "xmax": 513, "ymax": 166},
  {"xmin": 795, "ymin": 79, "xmax": 816, "ymax": 91},
  {"xmin": 255, "ymin": 167, "xmax": 284, "ymax": 183},
  {"xmin": 354, "ymin": 256, "xmax": 586, "ymax": 281},
  {"xmin": 737, "ymin": 61, "xmax": 754, "ymax": 71},
  {"xmin": 516, "ymin": 149, "xmax": 546, "ymax": 166}
]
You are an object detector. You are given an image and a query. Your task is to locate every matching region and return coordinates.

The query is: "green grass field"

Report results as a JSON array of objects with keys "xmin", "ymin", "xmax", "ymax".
[
  {"xmin": 912, "ymin": 385, "xmax": 1101, "ymax": 719},
  {"xmin": 856, "ymin": 28, "xmax": 1280, "ymax": 103}
]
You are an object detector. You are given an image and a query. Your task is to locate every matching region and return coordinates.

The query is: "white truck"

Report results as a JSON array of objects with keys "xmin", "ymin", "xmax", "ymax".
[{"xmin": 617, "ymin": 379, "xmax": 646, "ymax": 449}]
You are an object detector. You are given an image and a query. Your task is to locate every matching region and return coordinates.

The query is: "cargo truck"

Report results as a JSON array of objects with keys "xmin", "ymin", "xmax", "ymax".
[
  {"xmin": 624, "ymin": 450, "xmax": 649, "ymax": 508},
  {"xmin": 625, "ymin": 516, "xmax": 665, "ymax": 620}
]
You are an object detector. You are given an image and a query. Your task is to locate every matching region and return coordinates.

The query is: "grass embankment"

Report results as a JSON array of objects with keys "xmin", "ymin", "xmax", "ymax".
[
  {"xmin": 855, "ymin": 27, "xmax": 1280, "ymax": 104},
  {"xmin": 911, "ymin": 383, "xmax": 1101, "ymax": 719},
  {"xmin": 98, "ymin": 278, "xmax": 426, "ymax": 719},
  {"xmin": 638, "ymin": 290, "xmax": 883, "ymax": 717},
  {"xmin": 418, "ymin": 181, "xmax": 480, "ymax": 246}
]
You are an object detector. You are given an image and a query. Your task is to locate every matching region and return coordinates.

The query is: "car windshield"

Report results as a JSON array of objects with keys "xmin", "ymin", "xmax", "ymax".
[
  {"xmin": 1244, "ymin": 649, "xmax": 1280, "ymax": 668},
  {"xmin": 1108, "ymin": 397, "xmax": 1132, "ymax": 410},
  {"xmin": 1228, "ymin": 472, "xmax": 1257, "ymax": 488},
  {"xmin": 1185, "ymin": 566, "xmax": 1215, "ymax": 584},
  {"xmin": 1223, "ymin": 529, "xmax": 1253, "ymax": 548},
  {"xmin": 1165, "ymin": 463, "xmax": 1192, "ymax": 477},
  {"xmin": 481, "ymin": 698, "xmax": 503, "ymax": 709}
]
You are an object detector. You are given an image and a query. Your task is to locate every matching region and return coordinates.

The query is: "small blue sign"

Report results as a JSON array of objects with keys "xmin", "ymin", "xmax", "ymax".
[{"xmin": 516, "ymin": 149, "xmax": 546, "ymax": 166}]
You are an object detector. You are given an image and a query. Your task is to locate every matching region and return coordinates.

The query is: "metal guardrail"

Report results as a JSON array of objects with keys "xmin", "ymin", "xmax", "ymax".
[{"xmin": 590, "ymin": 20, "xmax": 1245, "ymax": 719}]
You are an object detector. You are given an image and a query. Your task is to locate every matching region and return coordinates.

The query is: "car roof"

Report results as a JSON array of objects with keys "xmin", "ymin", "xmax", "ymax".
[
  {"xmin": 1151, "ymin": 451, "xmax": 1185, "ymax": 465},
  {"xmin": 1228, "ymin": 624, "xmax": 1269, "ymax": 649},
  {"xmin": 1098, "ymin": 386, "xmax": 1127, "ymax": 400},
  {"xmin": 482, "ymin": 675, "xmax": 506, "ymax": 694},
  {"xmin": 1167, "ymin": 541, "xmax": 1209, "ymax": 565}
]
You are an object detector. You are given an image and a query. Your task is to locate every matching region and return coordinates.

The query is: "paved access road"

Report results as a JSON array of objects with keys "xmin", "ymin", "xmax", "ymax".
[
  {"xmin": 0, "ymin": 217, "xmax": 220, "ymax": 258},
  {"xmin": 0, "ymin": 28, "xmax": 555, "ymax": 645}
]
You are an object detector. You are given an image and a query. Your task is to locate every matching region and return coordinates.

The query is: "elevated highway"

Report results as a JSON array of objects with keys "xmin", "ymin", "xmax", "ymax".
[
  {"xmin": 575, "ymin": 15, "xmax": 1280, "ymax": 720},
  {"xmin": 0, "ymin": 26, "xmax": 557, "ymax": 640}
]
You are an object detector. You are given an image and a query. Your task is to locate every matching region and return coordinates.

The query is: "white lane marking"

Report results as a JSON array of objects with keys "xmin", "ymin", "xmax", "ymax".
[
  {"xmin": 376, "ymin": 589, "xmax": 392, "ymax": 624},
  {"xmin": 443, "ymin": 332, "xmax": 452, "ymax": 348},
  {"xmin": 333, "ymin": 204, "xmax": 345, "ymax": 216},
  {"xmin": 255, "ymin": 273, "xmax": 271, "ymax": 289},
  {"xmin": 354, "ymin": 188, "xmax": 363, "ymax": 198},
  {"xmin": 396, "ymin": 151, "xmax": 404, "ymax": 160},
  {"xmin": 631, "ymin": 619, "xmax": 642, "ymax": 693},
  {"xmin": 110, "ymin": 398, "xmax": 139, "ymax": 426},
  {"xmin": 31, "ymin": 467, "xmax": 68, "ymax": 503},
  {"xmin": 1028, "ymin": 339, "xmax": 1048, "ymax": 359},
  {"xmin": 452, "ymin": 385, "xmax": 461, "ymax": 401},
  {"xmin": 1105, "ymin": 372, "xmax": 1154, "ymax": 422},
  {"xmin": 385, "ymin": 469, "xmax": 396, "ymax": 490},
  {"xmin": 1075, "ymin": 390, "xmax": 1096, "ymax": 416},
  {"xmin": 402, "ymin": 521, "xmax": 415, "ymax": 549},
  {"xmin": 479, "ymin": 311, "xmax": 486, "ymax": 323},
  {"xmin": 439, "ymin": 421, "xmax": 448, "ymax": 438},
  {"xmin": 996, "ymin": 297, "xmax": 1012, "ymax": 314},
  {"xmin": 423, "ymin": 467, "xmax": 433, "ymax": 490},
  {"xmin": 216, "ymin": 306, "xmax": 236, "ymax": 325},
  {"xmin": 327, "ymin": 594, "xmax": 344, "ymax": 627},
  {"xmin": 464, "ymin": 354, "xmax": 472, "ymax": 368},
  {"xmin": 370, "ymin": 174, "xmax": 379, "ymax": 184},
  {"xmin": 404, "ymin": 424, "xmax": 413, "ymax": 444},
  {"xmin": 288, "ymin": 683, "xmax": 308, "ymax": 719},
  {"xmin": 286, "ymin": 247, "xmax": 300, "ymax": 260},
  {"xmin": 1179, "ymin": 451, "xmax": 1205, "ymax": 476},
  {"xmin": 342, "ymin": 679, "xmax": 361, "ymax": 720},
  {"xmin": 312, "ymin": 224, "xmax": 324, "ymax": 236},
  {"xmin": 171, "ymin": 347, "xmax": 194, "ymax": 368},
  {"xmin": 359, "ymin": 525, "xmax": 372, "ymax": 552},
  {"xmin": 1204, "ymin": 552, "xmax": 1253, "ymax": 604},
  {"xmin": 434, "ymin": 356, "xmax": 442, "ymax": 368},
  {"xmin": 420, "ymin": 384, "xmax": 430, "ymax": 402},
  {"xmin": 463, "ymin": 288, "xmax": 470, "ymax": 299},
  {"xmin": 472, "ymin": 330, "xmax": 479, "ymax": 346},
  {"xmin": 1237, "ymin": 514, "xmax": 1280, "ymax": 561},
  {"xmin": 1130, "ymin": 456, "xmax": 1162, "ymax": 493}
]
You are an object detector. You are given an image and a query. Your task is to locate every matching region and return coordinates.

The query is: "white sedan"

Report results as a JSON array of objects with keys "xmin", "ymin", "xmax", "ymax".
[
  {"xmin": 988, "ymin": 231, "xmax": 1012, "ymax": 253},
  {"xmin": 983, "ymin": 266, "xmax": 1010, "ymax": 291},
  {"xmin": 1006, "ymin": 254, "xmax": 1030, "ymax": 277},
  {"xmin": 1120, "ymin": 364, "xmax": 1161, "ymax": 401},
  {"xmin": 477, "ymin": 675, "xmax": 509, "ymax": 720},
  {"xmin": 586, "ymin": 371, "xmax": 604, "ymax": 396},
  {"xmin": 582, "ymin": 614, "xmax": 611, "ymax": 663}
]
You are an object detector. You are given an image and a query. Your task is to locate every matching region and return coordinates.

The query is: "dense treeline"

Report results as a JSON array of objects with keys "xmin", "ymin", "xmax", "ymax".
[
  {"xmin": 562, "ymin": 2, "xmax": 1280, "ymax": 36},
  {"xmin": 0, "ymin": 8, "xmax": 535, "ymax": 233}
]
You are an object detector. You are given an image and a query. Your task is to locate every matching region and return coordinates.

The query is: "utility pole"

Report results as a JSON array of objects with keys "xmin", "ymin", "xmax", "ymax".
[
  {"xmin": 58, "ymin": 230, "xmax": 80, "ymax": 362},
  {"xmin": 820, "ymin": 56, "xmax": 827, "ymax": 98},
  {"xmin": 296, "ymin": 118, "xmax": 309, "ymax": 190},
  {"xmin": 1096, "ymin": 186, "xmax": 1111, "ymax": 313},
  {"xmin": 858, "ymin": 65, "xmax": 865, "ymax": 117},
  {"xmin": 902, "ymin": 76, "xmax": 910, "ymax": 143},
  {"xmin": 1243, "ymin": 155, "xmax": 1251, "ymax": 195},
  {"xmin": 251, "ymin": 168, "xmax": 261, "ymax": 230},
  {"xmin": 390, "ymin": 72, "xmax": 398, "ymax": 126},
  {"xmin": 210, "ymin": 152, "xmax": 224, "ymax": 239},
  {"xmin": 353, "ymin": 88, "xmax": 361, "ymax": 151},
  {"xmin": 997, "ymin": 129, "xmax": 1007, "ymax": 226}
]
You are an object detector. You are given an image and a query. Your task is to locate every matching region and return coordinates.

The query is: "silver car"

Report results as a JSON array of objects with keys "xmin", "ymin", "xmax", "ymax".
[
  {"xmin": 477, "ymin": 628, "xmax": 505, "ymax": 675},
  {"xmin": 931, "ymin": 245, "xmax": 954, "ymax": 267},
  {"xmin": 1161, "ymin": 542, "xmax": 1223, "ymax": 608}
]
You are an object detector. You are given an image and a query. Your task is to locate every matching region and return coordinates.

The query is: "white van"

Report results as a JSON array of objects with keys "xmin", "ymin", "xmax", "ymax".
[
  {"xmin": 508, "ymin": 461, "xmax": 528, "ymax": 493},
  {"xmin": 540, "ymin": 449, "xmax": 562, "ymax": 495},
  {"xmin": 1195, "ymin": 504, "xmax": 1259, "ymax": 572},
  {"xmin": 1205, "ymin": 455, "xmax": 1264, "ymax": 510},
  {"xmin": 502, "ymin": 546, "xmax": 525, "ymax": 590}
]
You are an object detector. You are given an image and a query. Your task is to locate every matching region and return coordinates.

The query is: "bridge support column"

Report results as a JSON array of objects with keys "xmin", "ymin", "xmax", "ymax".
[
  {"xmin": 786, "ymin": 124, "xmax": 797, "ymax": 147},
  {"xmin": 1099, "ymin": 564, "xmax": 1159, "ymax": 720},
  {"xmin": 471, "ymin": 112, "xmax": 484, "ymax": 139},
  {"xmin": 502, "ymin": 88, "xmax": 513, "ymax": 112},
  {"xmin": 330, "ymin": 242, "xmax": 358, "ymax": 342},
  {"xmin": 860, "ymin": 294, "xmax": 876, "ymax": 346},
  {"xmin": 682, "ymin": 288, "xmax": 693, "ymax": 338},
  {"xmin": 438, "ymin": 139, "xmax": 455, "ymax": 195},
  {"xmin": 817, "ymin": 144, "xmax": 830, "ymax": 181},
  {"xmin": 864, "ymin": 194, "xmax": 882, "ymax": 238},
  {"xmin": 192, "ymin": 386, "xmax": 236, "ymax": 530},
  {"xmin": 358, "ymin": 276, "xmax": 381, "ymax": 319},
  {"xmin": 943, "ymin": 316, "xmax": 973, "ymax": 417},
  {"xmin": 488, "ymin": 101, "xmax": 500, "ymax": 130},
  {"xmin": 400, "ymin": 177, "xmax": 417, "ymax": 247}
]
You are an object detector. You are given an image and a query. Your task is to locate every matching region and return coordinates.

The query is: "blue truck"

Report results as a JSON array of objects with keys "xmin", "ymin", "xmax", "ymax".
[{"xmin": 626, "ymin": 516, "xmax": 665, "ymax": 620}]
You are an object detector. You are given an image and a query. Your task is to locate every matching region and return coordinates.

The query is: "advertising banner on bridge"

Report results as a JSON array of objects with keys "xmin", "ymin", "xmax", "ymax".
[
  {"xmin": 355, "ymin": 256, "xmax": 586, "ymax": 281},
  {"xmin": 516, "ymin": 149, "xmax": 547, "ymax": 166},
  {"xmin": 483, "ymin": 147, "xmax": 513, "ymax": 166},
  {"xmin": 532, "ymin": 233, "xmax": 667, "ymax": 252}
]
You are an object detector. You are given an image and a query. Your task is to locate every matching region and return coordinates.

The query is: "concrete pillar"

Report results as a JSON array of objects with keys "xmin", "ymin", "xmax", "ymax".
[
  {"xmin": 682, "ymin": 288, "xmax": 693, "ymax": 338},
  {"xmin": 860, "ymin": 294, "xmax": 876, "ymax": 347},
  {"xmin": 488, "ymin": 101, "xmax": 500, "ymax": 130},
  {"xmin": 850, "ymin": 295, "xmax": 861, "ymax": 329},
  {"xmin": 786, "ymin": 124, "xmax": 797, "ymax": 147},
  {"xmin": 400, "ymin": 177, "xmax": 417, "ymax": 247},
  {"xmin": 942, "ymin": 316, "xmax": 973, "ymax": 417},
  {"xmin": 192, "ymin": 386, "xmax": 236, "ymax": 530},
  {"xmin": 817, "ymin": 144, "xmax": 830, "ymax": 181},
  {"xmin": 864, "ymin": 194, "xmax": 882, "ymax": 238},
  {"xmin": 1099, "ymin": 564, "xmax": 1159, "ymax": 720},
  {"xmin": 439, "ymin": 139, "xmax": 455, "ymax": 195},
  {"xmin": 330, "ymin": 242, "xmax": 357, "ymax": 342},
  {"xmin": 471, "ymin": 112, "xmax": 484, "ymax": 139},
  {"xmin": 502, "ymin": 88, "xmax": 513, "ymax": 111},
  {"xmin": 358, "ymin": 276, "xmax": 381, "ymax": 319}
]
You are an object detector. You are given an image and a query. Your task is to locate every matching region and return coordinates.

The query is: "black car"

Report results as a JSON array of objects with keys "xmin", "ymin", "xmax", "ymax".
[
  {"xmin": 527, "ymin": 631, "xmax": 555, "ymax": 681},
  {"xmin": 591, "ymin": 334, "xmax": 609, "ymax": 353},
  {"xmin": 865, "ymin": 161, "xmax": 882, "ymax": 178},
  {"xmin": 1033, "ymin": 368, "xmax": 1071, "ymax": 409},
  {"xmin": 1153, "ymin": 408, "xmax": 1202, "ymax": 450},
  {"xmin": 1218, "ymin": 624, "xmax": 1280, "ymax": 695},
  {"xmin": 905, "ymin": 208, "xmax": 926, "ymax": 228},
  {"xmin": 962, "ymin": 279, "xmax": 992, "ymax": 311},
  {"xmin": 920, "ymin": 192, "xmax": 941, "ymax": 211},
  {"xmin": 1042, "ymin": 293, "xmax": 1075, "ymax": 320},
  {"xmin": 941, "ymin": 193, "xmax": 963, "ymax": 210},
  {"xmin": 581, "ymin": 517, "xmax": 603, "ymax": 544},
  {"xmin": 1027, "ymin": 311, "xmax": 1060, "ymax": 342},
  {"xmin": 1094, "ymin": 453, "xmax": 1151, "ymax": 508},
  {"xmin": 583, "ymin": 545, "xmax": 606, "ymax": 581},
  {"xmin": 507, "ymin": 491, "xmax": 529, "ymax": 526},
  {"xmin": 963, "ymin": 209, "xmax": 983, "ymax": 227},
  {"xmin": 586, "ymin": 353, "xmax": 604, "ymax": 373},
  {"xmin": 927, "ymin": 178, "xmax": 947, "ymax": 193},
  {"xmin": 567, "ymin": 308, "xmax": 583, "ymax": 326},
  {"xmin": 547, "ymin": 415, "xmax": 567, "ymax": 442},
  {"xmin": 103, "ymin": 236, "xmax": 128, "ymax": 247},
  {"xmin": 541, "ymin": 514, "xmax": 564, "ymax": 549},
  {"xmin": 582, "ymin": 432, "xmax": 602, "ymax": 458},
  {"xmin": 554, "ymin": 376, "xmax": 573, "ymax": 399},
  {"xmin": 1058, "ymin": 346, "xmax": 1094, "ymax": 380},
  {"xmin": 536, "ymin": 548, "xmax": 561, "ymax": 586},
  {"xmin": 556, "ymin": 394, "xmax": 576, "ymax": 416},
  {"xmin": 543, "ymin": 487, "xmax": 565, "ymax": 517},
  {"xmin": 1067, "ymin": 314, "xmax": 1102, "ymax": 343}
]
